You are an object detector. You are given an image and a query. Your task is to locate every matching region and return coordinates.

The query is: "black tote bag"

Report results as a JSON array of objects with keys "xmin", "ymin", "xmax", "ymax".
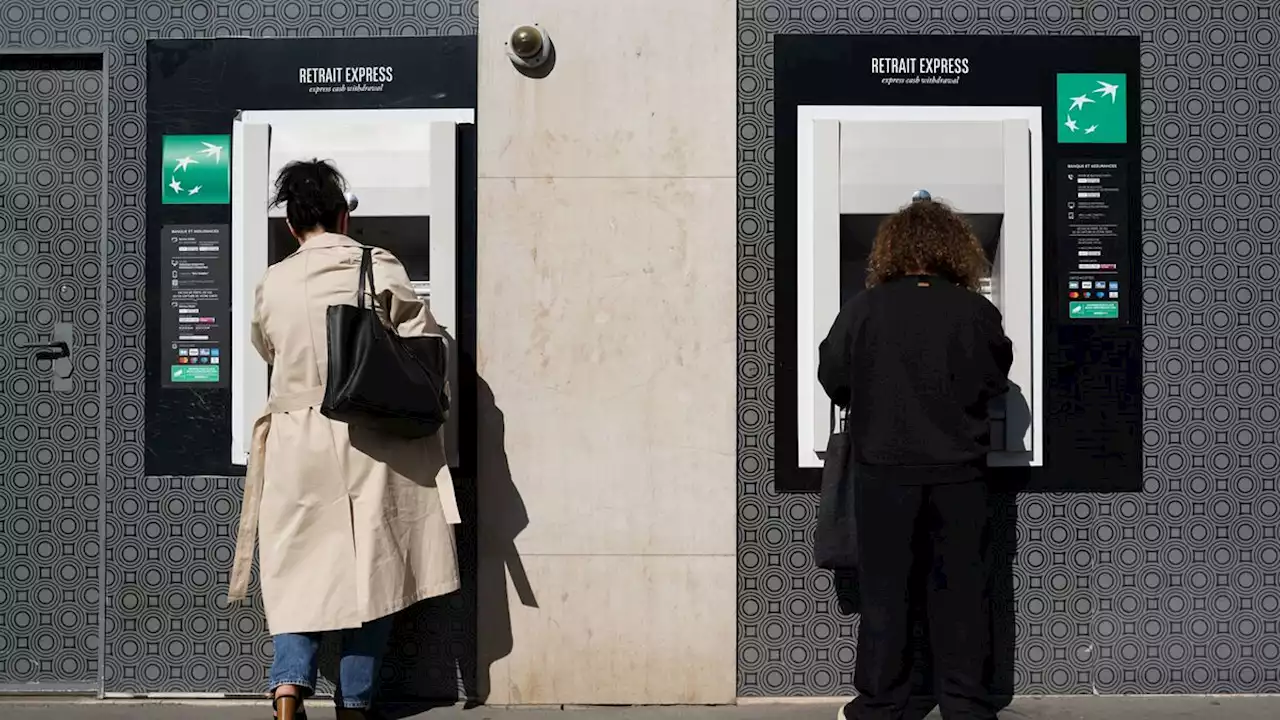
[
  {"xmin": 321, "ymin": 247, "xmax": 450, "ymax": 439},
  {"xmin": 814, "ymin": 409, "xmax": 859, "ymax": 569}
]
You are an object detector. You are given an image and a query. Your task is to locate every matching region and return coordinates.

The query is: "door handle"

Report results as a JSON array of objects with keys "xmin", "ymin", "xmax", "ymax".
[
  {"xmin": 19, "ymin": 323, "xmax": 75, "ymax": 393},
  {"xmin": 19, "ymin": 341, "xmax": 70, "ymax": 362}
]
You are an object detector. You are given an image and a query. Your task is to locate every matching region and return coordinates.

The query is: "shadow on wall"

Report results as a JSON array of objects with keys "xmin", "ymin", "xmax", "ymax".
[
  {"xmin": 469, "ymin": 374, "xmax": 539, "ymax": 704},
  {"xmin": 833, "ymin": 491, "xmax": 1018, "ymax": 715},
  {"xmin": 368, "ymin": 371, "xmax": 536, "ymax": 714}
]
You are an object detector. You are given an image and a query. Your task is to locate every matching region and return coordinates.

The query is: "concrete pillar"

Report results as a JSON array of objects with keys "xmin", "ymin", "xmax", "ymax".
[{"xmin": 474, "ymin": 0, "xmax": 737, "ymax": 705}]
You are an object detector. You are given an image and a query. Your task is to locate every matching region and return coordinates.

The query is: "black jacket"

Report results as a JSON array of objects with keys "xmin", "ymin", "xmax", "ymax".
[{"xmin": 817, "ymin": 275, "xmax": 1014, "ymax": 484}]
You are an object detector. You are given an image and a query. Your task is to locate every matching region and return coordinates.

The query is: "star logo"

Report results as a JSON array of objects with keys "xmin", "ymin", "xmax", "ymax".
[
  {"xmin": 161, "ymin": 135, "xmax": 231, "ymax": 205},
  {"xmin": 1068, "ymin": 94, "xmax": 1095, "ymax": 112},
  {"xmin": 1093, "ymin": 80, "xmax": 1120, "ymax": 102},
  {"xmin": 1057, "ymin": 74, "xmax": 1127, "ymax": 144},
  {"xmin": 198, "ymin": 141, "xmax": 224, "ymax": 163}
]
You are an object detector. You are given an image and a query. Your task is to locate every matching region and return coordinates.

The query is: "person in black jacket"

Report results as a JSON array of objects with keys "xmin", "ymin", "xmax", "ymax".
[{"xmin": 821, "ymin": 198, "xmax": 1013, "ymax": 720}]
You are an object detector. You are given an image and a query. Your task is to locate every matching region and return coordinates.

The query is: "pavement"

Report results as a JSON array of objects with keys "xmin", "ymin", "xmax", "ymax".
[{"xmin": 2, "ymin": 696, "xmax": 1279, "ymax": 720}]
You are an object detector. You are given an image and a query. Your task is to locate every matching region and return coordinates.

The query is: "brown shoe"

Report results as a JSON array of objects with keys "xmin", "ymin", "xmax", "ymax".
[{"xmin": 272, "ymin": 694, "xmax": 308, "ymax": 720}]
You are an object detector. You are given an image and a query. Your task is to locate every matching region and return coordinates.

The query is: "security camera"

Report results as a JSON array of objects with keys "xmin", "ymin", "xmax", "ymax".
[
  {"xmin": 506, "ymin": 24, "xmax": 554, "ymax": 71},
  {"xmin": 344, "ymin": 191, "xmax": 359, "ymax": 213},
  {"xmin": 911, "ymin": 189, "xmax": 931, "ymax": 202}
]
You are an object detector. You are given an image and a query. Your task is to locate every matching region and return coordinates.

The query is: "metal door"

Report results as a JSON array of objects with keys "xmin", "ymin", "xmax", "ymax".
[{"xmin": 0, "ymin": 53, "xmax": 105, "ymax": 692}]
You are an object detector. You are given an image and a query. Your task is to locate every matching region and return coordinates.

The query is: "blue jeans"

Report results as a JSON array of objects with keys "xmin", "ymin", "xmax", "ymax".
[{"xmin": 268, "ymin": 615, "xmax": 395, "ymax": 710}]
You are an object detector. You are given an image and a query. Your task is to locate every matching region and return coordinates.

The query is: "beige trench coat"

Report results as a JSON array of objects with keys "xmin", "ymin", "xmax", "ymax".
[{"xmin": 228, "ymin": 233, "xmax": 461, "ymax": 635}]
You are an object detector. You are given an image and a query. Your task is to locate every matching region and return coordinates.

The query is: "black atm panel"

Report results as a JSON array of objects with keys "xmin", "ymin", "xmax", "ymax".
[{"xmin": 267, "ymin": 217, "xmax": 432, "ymax": 280}]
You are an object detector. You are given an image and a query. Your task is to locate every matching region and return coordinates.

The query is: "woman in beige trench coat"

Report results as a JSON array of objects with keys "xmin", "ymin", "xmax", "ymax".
[{"xmin": 227, "ymin": 159, "xmax": 460, "ymax": 720}]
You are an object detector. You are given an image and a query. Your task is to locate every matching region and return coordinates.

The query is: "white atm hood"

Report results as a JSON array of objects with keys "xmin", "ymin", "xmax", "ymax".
[
  {"xmin": 798, "ymin": 105, "xmax": 1044, "ymax": 469},
  {"xmin": 229, "ymin": 108, "xmax": 474, "ymax": 467}
]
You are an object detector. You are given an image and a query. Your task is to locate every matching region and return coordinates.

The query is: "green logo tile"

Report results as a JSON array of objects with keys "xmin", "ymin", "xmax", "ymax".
[
  {"xmin": 1069, "ymin": 301, "xmax": 1119, "ymax": 319},
  {"xmin": 1056, "ymin": 73, "xmax": 1127, "ymax": 144},
  {"xmin": 161, "ymin": 134, "xmax": 231, "ymax": 205},
  {"xmin": 171, "ymin": 365, "xmax": 220, "ymax": 383}
]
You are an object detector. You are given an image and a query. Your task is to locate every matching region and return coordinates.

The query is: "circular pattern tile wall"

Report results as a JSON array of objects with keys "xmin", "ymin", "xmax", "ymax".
[
  {"xmin": 0, "ymin": 0, "xmax": 478, "ymax": 699},
  {"xmin": 737, "ymin": 0, "xmax": 1280, "ymax": 697}
]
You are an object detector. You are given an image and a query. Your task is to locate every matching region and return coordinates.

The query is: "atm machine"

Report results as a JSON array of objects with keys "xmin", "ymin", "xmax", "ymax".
[
  {"xmin": 798, "ymin": 106, "xmax": 1044, "ymax": 469},
  {"xmin": 229, "ymin": 108, "xmax": 474, "ymax": 466}
]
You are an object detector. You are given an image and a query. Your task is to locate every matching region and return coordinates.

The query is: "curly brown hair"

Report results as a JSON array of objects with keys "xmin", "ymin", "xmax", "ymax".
[{"xmin": 866, "ymin": 199, "xmax": 990, "ymax": 291}]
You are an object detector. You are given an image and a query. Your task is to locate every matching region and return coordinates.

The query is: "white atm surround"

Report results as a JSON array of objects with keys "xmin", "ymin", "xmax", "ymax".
[
  {"xmin": 797, "ymin": 105, "xmax": 1044, "ymax": 470},
  {"xmin": 230, "ymin": 108, "xmax": 475, "ymax": 467}
]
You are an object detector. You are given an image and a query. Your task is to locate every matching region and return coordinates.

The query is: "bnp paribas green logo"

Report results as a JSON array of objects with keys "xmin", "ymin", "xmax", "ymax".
[
  {"xmin": 1056, "ymin": 73, "xmax": 1127, "ymax": 144},
  {"xmin": 161, "ymin": 134, "xmax": 230, "ymax": 204}
]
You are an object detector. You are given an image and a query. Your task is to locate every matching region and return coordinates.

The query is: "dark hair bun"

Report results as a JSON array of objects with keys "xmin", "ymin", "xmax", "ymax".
[{"xmin": 271, "ymin": 159, "xmax": 350, "ymax": 234}]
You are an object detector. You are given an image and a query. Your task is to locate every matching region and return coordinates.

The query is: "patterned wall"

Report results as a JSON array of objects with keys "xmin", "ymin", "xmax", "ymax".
[
  {"xmin": 0, "ymin": 0, "xmax": 478, "ymax": 699},
  {"xmin": 737, "ymin": 0, "xmax": 1280, "ymax": 697}
]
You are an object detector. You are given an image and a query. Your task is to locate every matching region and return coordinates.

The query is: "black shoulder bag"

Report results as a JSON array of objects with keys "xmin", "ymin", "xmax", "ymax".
[
  {"xmin": 813, "ymin": 406, "xmax": 859, "ymax": 569},
  {"xmin": 321, "ymin": 247, "xmax": 450, "ymax": 439}
]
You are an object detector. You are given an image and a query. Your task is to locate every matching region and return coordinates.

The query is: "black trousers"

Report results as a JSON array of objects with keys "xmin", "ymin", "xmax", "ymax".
[{"xmin": 848, "ymin": 476, "xmax": 995, "ymax": 720}]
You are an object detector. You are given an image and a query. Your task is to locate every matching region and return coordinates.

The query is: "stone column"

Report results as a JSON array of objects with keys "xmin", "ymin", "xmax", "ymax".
[{"xmin": 474, "ymin": 0, "xmax": 737, "ymax": 705}]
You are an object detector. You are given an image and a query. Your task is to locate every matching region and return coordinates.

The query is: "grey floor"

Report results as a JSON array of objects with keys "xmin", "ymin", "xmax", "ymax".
[{"xmin": 1, "ymin": 697, "xmax": 1278, "ymax": 720}]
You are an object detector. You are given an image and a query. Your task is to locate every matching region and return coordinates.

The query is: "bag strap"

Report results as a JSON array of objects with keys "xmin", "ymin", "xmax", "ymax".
[
  {"xmin": 357, "ymin": 246, "xmax": 378, "ymax": 310},
  {"xmin": 355, "ymin": 245, "xmax": 406, "ymax": 338},
  {"xmin": 829, "ymin": 402, "xmax": 849, "ymax": 434}
]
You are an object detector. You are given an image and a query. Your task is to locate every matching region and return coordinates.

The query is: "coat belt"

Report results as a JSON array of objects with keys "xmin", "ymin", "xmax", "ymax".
[{"xmin": 227, "ymin": 387, "xmax": 462, "ymax": 602}]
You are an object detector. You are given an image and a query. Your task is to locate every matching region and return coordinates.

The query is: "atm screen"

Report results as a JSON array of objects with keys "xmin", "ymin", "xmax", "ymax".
[
  {"xmin": 268, "ymin": 217, "xmax": 431, "ymax": 280},
  {"xmin": 838, "ymin": 213, "xmax": 1003, "ymax": 304}
]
